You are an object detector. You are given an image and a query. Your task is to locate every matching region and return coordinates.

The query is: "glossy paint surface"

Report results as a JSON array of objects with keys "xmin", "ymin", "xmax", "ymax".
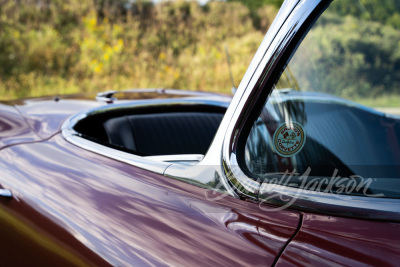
[
  {"xmin": 0, "ymin": 134, "xmax": 300, "ymax": 266},
  {"xmin": 15, "ymin": 99, "xmax": 102, "ymax": 139},
  {"xmin": 0, "ymin": 103, "xmax": 41, "ymax": 148},
  {"xmin": 0, "ymin": 197, "xmax": 109, "ymax": 266},
  {"xmin": 1, "ymin": 0, "xmax": 398, "ymax": 263},
  {"xmin": 276, "ymin": 213, "xmax": 400, "ymax": 266}
]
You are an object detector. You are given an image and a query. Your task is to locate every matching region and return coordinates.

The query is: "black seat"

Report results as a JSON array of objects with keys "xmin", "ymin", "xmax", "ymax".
[{"xmin": 103, "ymin": 112, "xmax": 224, "ymax": 155}]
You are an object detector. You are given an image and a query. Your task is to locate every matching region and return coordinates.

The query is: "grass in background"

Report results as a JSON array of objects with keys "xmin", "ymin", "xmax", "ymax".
[{"xmin": 1, "ymin": 0, "xmax": 398, "ymax": 109}]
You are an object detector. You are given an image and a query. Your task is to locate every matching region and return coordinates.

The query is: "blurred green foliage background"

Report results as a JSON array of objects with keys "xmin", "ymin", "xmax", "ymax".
[
  {"xmin": 286, "ymin": 0, "xmax": 400, "ymax": 107},
  {"xmin": 0, "ymin": 0, "xmax": 278, "ymax": 99},
  {"xmin": 0, "ymin": 0, "xmax": 399, "ymax": 107}
]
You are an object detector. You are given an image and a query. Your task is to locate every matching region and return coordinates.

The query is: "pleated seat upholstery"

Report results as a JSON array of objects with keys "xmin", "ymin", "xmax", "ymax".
[{"xmin": 103, "ymin": 112, "xmax": 224, "ymax": 155}]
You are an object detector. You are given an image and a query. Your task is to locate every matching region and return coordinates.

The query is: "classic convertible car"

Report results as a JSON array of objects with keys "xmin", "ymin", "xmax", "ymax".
[{"xmin": 1, "ymin": 0, "xmax": 400, "ymax": 266}]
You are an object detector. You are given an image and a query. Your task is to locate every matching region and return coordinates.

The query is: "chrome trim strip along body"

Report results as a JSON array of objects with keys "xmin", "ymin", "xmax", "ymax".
[
  {"xmin": 164, "ymin": 163, "xmax": 237, "ymax": 196},
  {"xmin": 145, "ymin": 154, "xmax": 204, "ymax": 163},
  {"xmin": 62, "ymin": 124, "xmax": 170, "ymax": 175},
  {"xmin": 259, "ymin": 183, "xmax": 400, "ymax": 221},
  {"xmin": 62, "ymin": 99, "xmax": 228, "ymax": 175},
  {"xmin": 0, "ymin": 189, "xmax": 12, "ymax": 198}
]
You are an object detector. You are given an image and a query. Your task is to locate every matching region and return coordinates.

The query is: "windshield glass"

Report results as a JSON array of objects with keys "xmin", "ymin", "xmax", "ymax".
[{"xmin": 244, "ymin": 0, "xmax": 400, "ymax": 198}]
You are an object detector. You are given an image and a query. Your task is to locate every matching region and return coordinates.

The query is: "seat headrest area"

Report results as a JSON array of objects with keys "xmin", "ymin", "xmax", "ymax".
[{"xmin": 103, "ymin": 112, "xmax": 224, "ymax": 156}]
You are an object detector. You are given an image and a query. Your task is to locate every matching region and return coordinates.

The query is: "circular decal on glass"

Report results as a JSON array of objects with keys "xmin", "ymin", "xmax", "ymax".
[{"xmin": 272, "ymin": 122, "xmax": 306, "ymax": 157}]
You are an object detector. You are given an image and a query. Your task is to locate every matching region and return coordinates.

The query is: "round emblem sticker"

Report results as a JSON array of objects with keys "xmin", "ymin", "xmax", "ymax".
[{"xmin": 272, "ymin": 122, "xmax": 306, "ymax": 157}]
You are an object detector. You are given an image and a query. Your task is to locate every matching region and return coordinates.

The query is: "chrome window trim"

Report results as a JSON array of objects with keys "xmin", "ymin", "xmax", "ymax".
[
  {"xmin": 198, "ymin": 0, "xmax": 302, "ymax": 167},
  {"xmin": 220, "ymin": 0, "xmax": 400, "ymax": 221},
  {"xmin": 221, "ymin": 0, "xmax": 318, "ymax": 200},
  {"xmin": 164, "ymin": 0, "xmax": 303, "ymax": 198}
]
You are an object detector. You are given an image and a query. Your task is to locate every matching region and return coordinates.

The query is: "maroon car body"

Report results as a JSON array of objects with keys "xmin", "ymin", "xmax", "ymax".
[
  {"xmin": 1, "ymin": 0, "xmax": 400, "ymax": 266},
  {"xmin": 0, "ymin": 92, "xmax": 301, "ymax": 266}
]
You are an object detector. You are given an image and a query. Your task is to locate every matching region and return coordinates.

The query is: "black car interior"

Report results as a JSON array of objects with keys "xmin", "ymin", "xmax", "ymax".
[{"xmin": 74, "ymin": 105, "xmax": 226, "ymax": 156}]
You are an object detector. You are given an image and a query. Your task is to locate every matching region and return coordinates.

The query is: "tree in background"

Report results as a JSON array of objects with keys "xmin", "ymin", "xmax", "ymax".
[{"xmin": 0, "ymin": 0, "xmax": 274, "ymax": 99}]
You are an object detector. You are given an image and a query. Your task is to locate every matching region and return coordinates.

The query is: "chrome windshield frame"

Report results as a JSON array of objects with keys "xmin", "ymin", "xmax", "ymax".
[
  {"xmin": 221, "ymin": 0, "xmax": 323, "ymax": 199},
  {"xmin": 218, "ymin": 0, "xmax": 400, "ymax": 221}
]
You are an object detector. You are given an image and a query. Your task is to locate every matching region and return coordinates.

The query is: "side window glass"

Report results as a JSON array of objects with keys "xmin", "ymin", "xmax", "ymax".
[{"xmin": 244, "ymin": 0, "xmax": 400, "ymax": 198}]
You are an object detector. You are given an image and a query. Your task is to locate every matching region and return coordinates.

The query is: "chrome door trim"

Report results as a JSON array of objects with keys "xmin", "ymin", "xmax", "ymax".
[
  {"xmin": 62, "ymin": 124, "xmax": 170, "ymax": 175},
  {"xmin": 62, "ymin": 99, "xmax": 228, "ymax": 175},
  {"xmin": 145, "ymin": 154, "xmax": 204, "ymax": 163}
]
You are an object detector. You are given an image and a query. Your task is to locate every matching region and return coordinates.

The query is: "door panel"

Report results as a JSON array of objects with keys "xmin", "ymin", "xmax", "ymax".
[
  {"xmin": 0, "ymin": 197, "xmax": 108, "ymax": 266},
  {"xmin": 0, "ymin": 134, "xmax": 301, "ymax": 266},
  {"xmin": 276, "ymin": 214, "xmax": 400, "ymax": 266}
]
